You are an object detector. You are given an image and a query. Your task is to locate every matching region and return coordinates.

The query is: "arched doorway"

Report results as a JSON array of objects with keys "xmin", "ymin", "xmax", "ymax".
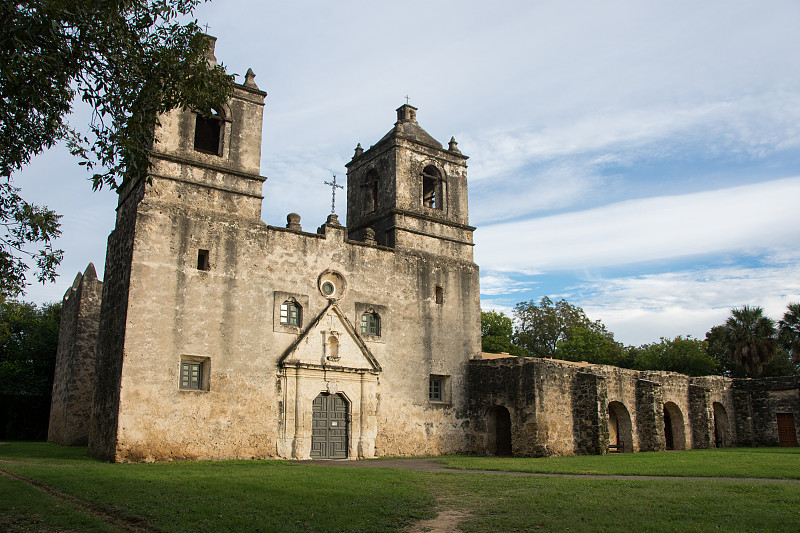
[
  {"xmin": 608, "ymin": 401, "xmax": 633, "ymax": 453},
  {"xmin": 713, "ymin": 402, "xmax": 729, "ymax": 448},
  {"xmin": 310, "ymin": 392, "xmax": 348, "ymax": 459},
  {"xmin": 663, "ymin": 402, "xmax": 686, "ymax": 450},
  {"xmin": 486, "ymin": 405, "xmax": 512, "ymax": 456}
]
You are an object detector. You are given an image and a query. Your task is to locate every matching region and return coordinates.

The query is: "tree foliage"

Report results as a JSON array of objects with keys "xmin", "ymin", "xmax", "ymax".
[
  {"xmin": 631, "ymin": 336, "xmax": 717, "ymax": 376},
  {"xmin": 778, "ymin": 302, "xmax": 800, "ymax": 363},
  {"xmin": 555, "ymin": 326, "xmax": 629, "ymax": 367},
  {"xmin": 722, "ymin": 306, "xmax": 776, "ymax": 378},
  {"xmin": 0, "ymin": 299, "xmax": 61, "ymax": 439},
  {"xmin": 513, "ymin": 297, "xmax": 611, "ymax": 358},
  {"xmin": 0, "ymin": 299, "xmax": 61, "ymax": 397},
  {"xmin": 0, "ymin": 0, "xmax": 233, "ymax": 297},
  {"xmin": 481, "ymin": 310, "xmax": 527, "ymax": 356}
]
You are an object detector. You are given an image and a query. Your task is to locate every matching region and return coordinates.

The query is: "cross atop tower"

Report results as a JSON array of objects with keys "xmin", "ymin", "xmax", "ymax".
[{"xmin": 324, "ymin": 175, "xmax": 344, "ymax": 214}]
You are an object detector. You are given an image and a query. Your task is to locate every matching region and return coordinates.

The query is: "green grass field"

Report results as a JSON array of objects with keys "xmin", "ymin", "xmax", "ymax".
[
  {"xmin": 1, "ymin": 442, "xmax": 799, "ymax": 532},
  {"xmin": 438, "ymin": 447, "xmax": 800, "ymax": 479}
]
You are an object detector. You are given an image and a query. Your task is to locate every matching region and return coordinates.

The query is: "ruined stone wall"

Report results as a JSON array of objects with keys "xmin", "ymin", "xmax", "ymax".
[
  {"xmin": 48, "ymin": 265, "xmax": 103, "ymax": 445},
  {"xmin": 732, "ymin": 377, "xmax": 800, "ymax": 446},
  {"xmin": 572, "ymin": 372, "xmax": 608, "ymax": 455},
  {"xmin": 692, "ymin": 375, "xmax": 736, "ymax": 447},
  {"xmin": 468, "ymin": 358, "xmax": 738, "ymax": 456},
  {"xmin": 467, "ymin": 358, "xmax": 542, "ymax": 456}
]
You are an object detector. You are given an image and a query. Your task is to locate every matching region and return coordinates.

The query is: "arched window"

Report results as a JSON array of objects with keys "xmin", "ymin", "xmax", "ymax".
[
  {"xmin": 280, "ymin": 299, "xmax": 301, "ymax": 327},
  {"xmin": 361, "ymin": 310, "xmax": 380, "ymax": 336},
  {"xmin": 193, "ymin": 107, "xmax": 224, "ymax": 155},
  {"xmin": 422, "ymin": 165, "xmax": 442, "ymax": 210}
]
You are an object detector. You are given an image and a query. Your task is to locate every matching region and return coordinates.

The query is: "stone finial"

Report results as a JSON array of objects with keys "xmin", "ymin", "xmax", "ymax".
[
  {"xmin": 326, "ymin": 213, "xmax": 342, "ymax": 227},
  {"xmin": 244, "ymin": 68, "xmax": 259, "ymax": 89},
  {"xmin": 353, "ymin": 143, "xmax": 364, "ymax": 158},
  {"xmin": 448, "ymin": 137, "xmax": 461, "ymax": 154},
  {"xmin": 364, "ymin": 228, "xmax": 376, "ymax": 244},
  {"xmin": 286, "ymin": 213, "xmax": 302, "ymax": 231}
]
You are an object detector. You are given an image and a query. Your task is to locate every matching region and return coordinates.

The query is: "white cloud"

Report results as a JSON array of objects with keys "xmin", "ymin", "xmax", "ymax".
[
  {"xmin": 476, "ymin": 177, "xmax": 800, "ymax": 272},
  {"xmin": 479, "ymin": 272, "xmax": 539, "ymax": 296},
  {"xmin": 576, "ymin": 260, "xmax": 800, "ymax": 345}
]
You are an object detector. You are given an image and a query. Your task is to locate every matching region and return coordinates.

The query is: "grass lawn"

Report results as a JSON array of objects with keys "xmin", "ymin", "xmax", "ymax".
[
  {"xmin": 438, "ymin": 447, "xmax": 800, "ymax": 479},
  {"xmin": 2, "ymin": 442, "xmax": 800, "ymax": 532}
]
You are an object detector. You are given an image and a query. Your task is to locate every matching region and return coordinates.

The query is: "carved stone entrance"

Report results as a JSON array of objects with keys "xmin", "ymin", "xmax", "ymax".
[{"xmin": 311, "ymin": 392, "xmax": 348, "ymax": 459}]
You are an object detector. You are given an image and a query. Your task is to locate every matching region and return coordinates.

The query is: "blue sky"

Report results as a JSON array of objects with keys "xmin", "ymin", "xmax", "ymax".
[{"xmin": 15, "ymin": 0, "xmax": 800, "ymax": 345}]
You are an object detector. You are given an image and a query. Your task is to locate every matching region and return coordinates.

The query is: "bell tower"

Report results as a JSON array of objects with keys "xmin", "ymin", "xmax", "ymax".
[{"xmin": 345, "ymin": 105, "xmax": 474, "ymax": 260}]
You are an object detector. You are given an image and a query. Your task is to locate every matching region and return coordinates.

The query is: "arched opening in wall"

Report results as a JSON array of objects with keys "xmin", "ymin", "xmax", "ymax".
[
  {"xmin": 486, "ymin": 405, "xmax": 512, "ymax": 456},
  {"xmin": 194, "ymin": 108, "xmax": 224, "ymax": 155},
  {"xmin": 326, "ymin": 335, "xmax": 339, "ymax": 361},
  {"xmin": 310, "ymin": 392, "xmax": 348, "ymax": 459},
  {"xmin": 713, "ymin": 402, "xmax": 730, "ymax": 448},
  {"xmin": 607, "ymin": 401, "xmax": 633, "ymax": 453},
  {"xmin": 422, "ymin": 166, "xmax": 442, "ymax": 210},
  {"xmin": 663, "ymin": 402, "xmax": 686, "ymax": 450}
]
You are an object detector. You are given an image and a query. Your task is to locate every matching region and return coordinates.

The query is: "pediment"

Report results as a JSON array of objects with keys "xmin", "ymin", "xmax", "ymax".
[{"xmin": 279, "ymin": 301, "xmax": 382, "ymax": 373}]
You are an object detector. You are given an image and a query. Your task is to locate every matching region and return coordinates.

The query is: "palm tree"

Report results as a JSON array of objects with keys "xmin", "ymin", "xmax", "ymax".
[
  {"xmin": 724, "ymin": 306, "xmax": 776, "ymax": 377},
  {"xmin": 778, "ymin": 303, "xmax": 800, "ymax": 363}
]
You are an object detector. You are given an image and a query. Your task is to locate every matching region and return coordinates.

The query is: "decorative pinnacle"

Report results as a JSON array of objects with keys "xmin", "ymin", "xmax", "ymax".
[
  {"xmin": 244, "ymin": 68, "xmax": 259, "ymax": 89},
  {"xmin": 448, "ymin": 137, "xmax": 461, "ymax": 154}
]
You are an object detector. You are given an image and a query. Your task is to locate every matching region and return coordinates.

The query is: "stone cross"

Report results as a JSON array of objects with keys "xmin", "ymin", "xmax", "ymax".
[
  {"xmin": 324, "ymin": 175, "xmax": 344, "ymax": 214},
  {"xmin": 405, "ymin": 95, "xmax": 411, "ymax": 104}
]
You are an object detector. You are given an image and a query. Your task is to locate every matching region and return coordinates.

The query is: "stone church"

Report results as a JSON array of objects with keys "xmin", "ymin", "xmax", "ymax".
[{"xmin": 48, "ymin": 38, "xmax": 799, "ymax": 461}]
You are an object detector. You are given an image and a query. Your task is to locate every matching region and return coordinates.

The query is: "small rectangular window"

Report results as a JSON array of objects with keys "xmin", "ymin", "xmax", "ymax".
[
  {"xmin": 435, "ymin": 286, "xmax": 444, "ymax": 305},
  {"xmin": 197, "ymin": 249, "xmax": 210, "ymax": 271},
  {"xmin": 429, "ymin": 378, "xmax": 442, "ymax": 401},
  {"xmin": 180, "ymin": 361, "xmax": 203, "ymax": 390},
  {"xmin": 179, "ymin": 356, "xmax": 209, "ymax": 391},
  {"xmin": 281, "ymin": 301, "xmax": 301, "ymax": 326},
  {"xmin": 429, "ymin": 374, "xmax": 450, "ymax": 403}
]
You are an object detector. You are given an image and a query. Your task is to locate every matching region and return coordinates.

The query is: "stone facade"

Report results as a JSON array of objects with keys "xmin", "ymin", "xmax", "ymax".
[
  {"xmin": 468, "ymin": 356, "xmax": 800, "ymax": 456},
  {"xmin": 47, "ymin": 264, "xmax": 103, "ymax": 446},
  {"xmin": 64, "ymin": 40, "xmax": 481, "ymax": 463}
]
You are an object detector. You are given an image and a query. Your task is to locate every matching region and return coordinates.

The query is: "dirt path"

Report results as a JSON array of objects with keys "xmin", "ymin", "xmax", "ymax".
[
  {"xmin": 404, "ymin": 509, "xmax": 471, "ymax": 533},
  {"xmin": 0, "ymin": 468, "xmax": 164, "ymax": 533}
]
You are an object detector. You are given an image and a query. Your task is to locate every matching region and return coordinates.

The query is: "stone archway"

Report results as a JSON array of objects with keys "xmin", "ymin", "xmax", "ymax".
[
  {"xmin": 663, "ymin": 402, "xmax": 686, "ymax": 450},
  {"xmin": 713, "ymin": 402, "xmax": 729, "ymax": 448},
  {"xmin": 486, "ymin": 405, "xmax": 512, "ymax": 456},
  {"xmin": 608, "ymin": 401, "xmax": 633, "ymax": 453}
]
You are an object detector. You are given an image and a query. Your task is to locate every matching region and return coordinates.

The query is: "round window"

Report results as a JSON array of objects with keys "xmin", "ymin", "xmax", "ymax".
[
  {"xmin": 318, "ymin": 270, "xmax": 347, "ymax": 300},
  {"xmin": 321, "ymin": 281, "xmax": 335, "ymax": 296}
]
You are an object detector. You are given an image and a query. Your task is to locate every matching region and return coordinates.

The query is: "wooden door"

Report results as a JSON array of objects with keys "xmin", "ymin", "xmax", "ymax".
[
  {"xmin": 311, "ymin": 393, "xmax": 348, "ymax": 458},
  {"xmin": 777, "ymin": 413, "xmax": 798, "ymax": 447}
]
